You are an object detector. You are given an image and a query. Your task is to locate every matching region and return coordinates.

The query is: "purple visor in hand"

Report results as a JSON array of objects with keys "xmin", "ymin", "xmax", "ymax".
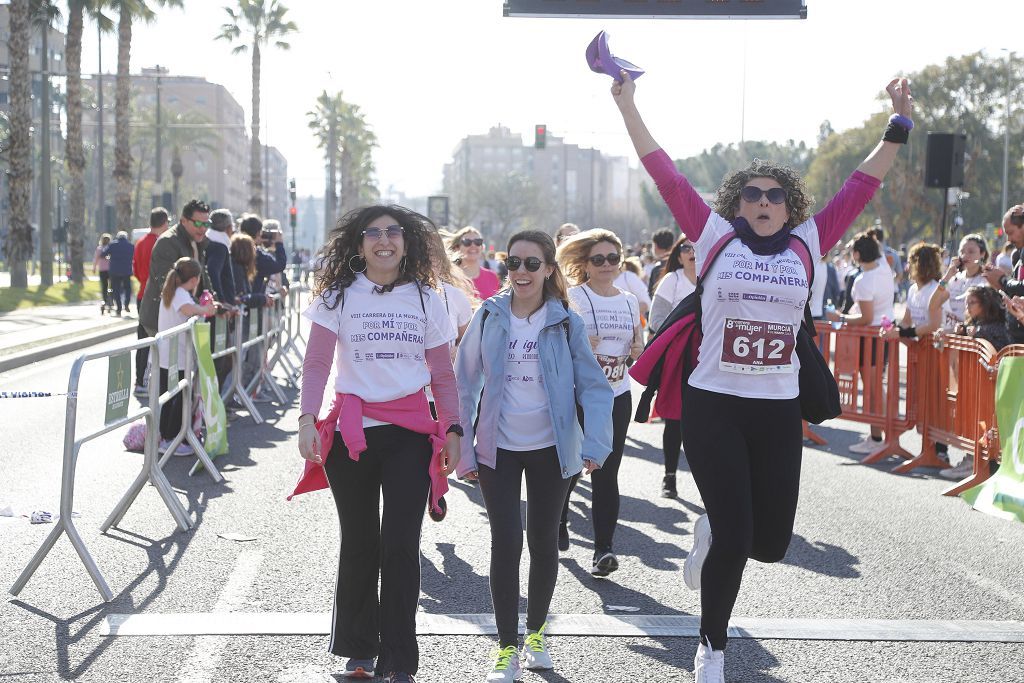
[{"xmin": 586, "ymin": 31, "xmax": 644, "ymax": 81}]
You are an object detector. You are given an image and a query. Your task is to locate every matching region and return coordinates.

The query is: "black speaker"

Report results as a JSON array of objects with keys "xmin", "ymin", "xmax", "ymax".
[{"xmin": 924, "ymin": 132, "xmax": 966, "ymax": 188}]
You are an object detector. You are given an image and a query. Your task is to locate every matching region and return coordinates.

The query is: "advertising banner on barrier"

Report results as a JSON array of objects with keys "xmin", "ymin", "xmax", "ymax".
[
  {"xmin": 961, "ymin": 357, "xmax": 1024, "ymax": 523},
  {"xmin": 193, "ymin": 322, "xmax": 229, "ymax": 458},
  {"xmin": 104, "ymin": 353, "xmax": 132, "ymax": 425}
]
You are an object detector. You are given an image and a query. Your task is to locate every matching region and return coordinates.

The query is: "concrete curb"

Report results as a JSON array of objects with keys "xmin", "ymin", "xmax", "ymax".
[{"xmin": 0, "ymin": 321, "xmax": 138, "ymax": 373}]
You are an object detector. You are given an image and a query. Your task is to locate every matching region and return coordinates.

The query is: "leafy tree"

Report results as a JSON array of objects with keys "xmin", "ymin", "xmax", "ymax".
[{"xmin": 468, "ymin": 171, "xmax": 552, "ymax": 245}]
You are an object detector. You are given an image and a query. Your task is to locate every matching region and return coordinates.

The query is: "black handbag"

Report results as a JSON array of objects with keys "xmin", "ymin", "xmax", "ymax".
[{"xmin": 795, "ymin": 305, "xmax": 841, "ymax": 424}]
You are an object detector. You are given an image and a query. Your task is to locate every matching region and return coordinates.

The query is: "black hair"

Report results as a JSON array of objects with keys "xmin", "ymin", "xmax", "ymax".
[
  {"xmin": 652, "ymin": 228, "xmax": 676, "ymax": 251},
  {"xmin": 239, "ymin": 214, "xmax": 263, "ymax": 239},
  {"xmin": 852, "ymin": 231, "xmax": 881, "ymax": 263},
  {"xmin": 150, "ymin": 207, "xmax": 169, "ymax": 228},
  {"xmin": 181, "ymin": 198, "xmax": 211, "ymax": 220}
]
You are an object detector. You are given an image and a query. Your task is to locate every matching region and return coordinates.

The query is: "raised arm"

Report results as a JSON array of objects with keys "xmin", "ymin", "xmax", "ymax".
[{"xmin": 612, "ymin": 71, "xmax": 711, "ymax": 239}]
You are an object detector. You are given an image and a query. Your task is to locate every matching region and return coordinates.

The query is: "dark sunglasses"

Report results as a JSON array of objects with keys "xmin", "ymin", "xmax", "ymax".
[
  {"xmin": 460, "ymin": 237, "xmax": 484, "ymax": 247},
  {"xmin": 191, "ymin": 219, "xmax": 212, "ymax": 229},
  {"xmin": 679, "ymin": 244, "xmax": 694, "ymax": 254},
  {"xmin": 740, "ymin": 186, "xmax": 787, "ymax": 205},
  {"xmin": 505, "ymin": 255, "xmax": 544, "ymax": 272},
  {"xmin": 588, "ymin": 253, "xmax": 621, "ymax": 267},
  {"xmin": 362, "ymin": 225, "xmax": 404, "ymax": 241}
]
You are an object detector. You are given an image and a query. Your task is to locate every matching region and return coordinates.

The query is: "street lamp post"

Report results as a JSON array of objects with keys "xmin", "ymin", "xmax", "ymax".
[{"xmin": 1001, "ymin": 50, "xmax": 1013, "ymax": 213}]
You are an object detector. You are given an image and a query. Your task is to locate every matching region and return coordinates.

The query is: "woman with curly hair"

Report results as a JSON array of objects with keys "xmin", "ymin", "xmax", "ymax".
[
  {"xmin": 448, "ymin": 225, "xmax": 502, "ymax": 300},
  {"xmin": 612, "ymin": 70, "xmax": 914, "ymax": 682},
  {"xmin": 555, "ymin": 229, "xmax": 643, "ymax": 576},
  {"xmin": 293, "ymin": 205, "xmax": 462, "ymax": 683},
  {"xmin": 881, "ymin": 242, "xmax": 943, "ymax": 342}
]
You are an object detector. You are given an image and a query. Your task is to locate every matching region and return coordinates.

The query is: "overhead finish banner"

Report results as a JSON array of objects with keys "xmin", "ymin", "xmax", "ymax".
[{"xmin": 961, "ymin": 357, "xmax": 1024, "ymax": 523}]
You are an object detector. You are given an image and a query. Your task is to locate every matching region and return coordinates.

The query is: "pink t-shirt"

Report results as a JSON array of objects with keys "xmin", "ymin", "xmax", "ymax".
[{"xmin": 472, "ymin": 268, "xmax": 501, "ymax": 301}]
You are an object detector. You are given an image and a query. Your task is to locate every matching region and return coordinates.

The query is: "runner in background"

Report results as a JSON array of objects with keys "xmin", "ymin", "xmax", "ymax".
[
  {"xmin": 614, "ymin": 254, "xmax": 652, "ymax": 322},
  {"xmin": 456, "ymin": 230, "xmax": 612, "ymax": 682},
  {"xmin": 296, "ymin": 205, "xmax": 461, "ymax": 683},
  {"xmin": 448, "ymin": 226, "xmax": 501, "ymax": 300},
  {"xmin": 556, "ymin": 229, "xmax": 643, "ymax": 576},
  {"xmin": 554, "ymin": 223, "xmax": 581, "ymax": 246},
  {"xmin": 612, "ymin": 69, "xmax": 913, "ymax": 683}
]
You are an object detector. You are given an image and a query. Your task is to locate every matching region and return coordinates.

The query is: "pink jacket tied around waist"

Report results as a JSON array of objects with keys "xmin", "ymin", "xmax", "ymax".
[{"xmin": 287, "ymin": 389, "xmax": 449, "ymax": 516}]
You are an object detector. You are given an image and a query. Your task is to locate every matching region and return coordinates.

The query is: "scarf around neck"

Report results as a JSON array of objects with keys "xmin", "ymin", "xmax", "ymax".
[{"xmin": 731, "ymin": 217, "xmax": 793, "ymax": 256}]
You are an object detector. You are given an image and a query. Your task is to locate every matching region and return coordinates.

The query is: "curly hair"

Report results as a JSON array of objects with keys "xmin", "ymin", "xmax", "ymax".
[
  {"xmin": 907, "ymin": 242, "xmax": 942, "ymax": 285},
  {"xmin": 506, "ymin": 230, "xmax": 569, "ymax": 309},
  {"xmin": 313, "ymin": 205, "xmax": 438, "ymax": 309},
  {"xmin": 713, "ymin": 159, "xmax": 814, "ymax": 229},
  {"xmin": 556, "ymin": 228, "xmax": 622, "ymax": 285},
  {"xmin": 965, "ymin": 285, "xmax": 1005, "ymax": 326}
]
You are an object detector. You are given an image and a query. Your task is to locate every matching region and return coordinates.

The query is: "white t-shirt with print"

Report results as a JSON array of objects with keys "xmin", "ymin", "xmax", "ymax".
[
  {"xmin": 851, "ymin": 262, "xmax": 896, "ymax": 325},
  {"xmin": 906, "ymin": 280, "xmax": 939, "ymax": 327},
  {"xmin": 569, "ymin": 284, "xmax": 640, "ymax": 397},
  {"xmin": 690, "ymin": 213, "xmax": 818, "ymax": 400},
  {"xmin": 158, "ymin": 287, "xmax": 195, "ymax": 370},
  {"xmin": 942, "ymin": 272, "xmax": 987, "ymax": 330},
  {"xmin": 441, "ymin": 282, "xmax": 473, "ymax": 342},
  {"xmin": 304, "ymin": 275, "xmax": 454, "ymax": 425},
  {"xmin": 614, "ymin": 270, "xmax": 651, "ymax": 308},
  {"xmin": 653, "ymin": 270, "xmax": 697, "ymax": 309},
  {"xmin": 498, "ymin": 312, "xmax": 557, "ymax": 451}
]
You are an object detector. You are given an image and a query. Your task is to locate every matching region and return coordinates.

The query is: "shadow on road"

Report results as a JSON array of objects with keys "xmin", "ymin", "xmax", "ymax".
[{"xmin": 781, "ymin": 533, "xmax": 861, "ymax": 578}]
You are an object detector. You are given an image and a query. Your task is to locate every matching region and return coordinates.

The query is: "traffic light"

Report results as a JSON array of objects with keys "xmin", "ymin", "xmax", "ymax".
[
  {"xmin": 289, "ymin": 205, "xmax": 298, "ymax": 228},
  {"xmin": 288, "ymin": 178, "xmax": 296, "ymax": 203},
  {"xmin": 534, "ymin": 124, "xmax": 546, "ymax": 149}
]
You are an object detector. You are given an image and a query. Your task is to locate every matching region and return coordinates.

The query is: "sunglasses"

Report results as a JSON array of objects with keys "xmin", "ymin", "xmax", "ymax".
[
  {"xmin": 588, "ymin": 253, "xmax": 621, "ymax": 267},
  {"xmin": 191, "ymin": 219, "xmax": 212, "ymax": 229},
  {"xmin": 505, "ymin": 255, "xmax": 544, "ymax": 272},
  {"xmin": 460, "ymin": 237, "xmax": 484, "ymax": 247},
  {"xmin": 740, "ymin": 186, "xmax": 787, "ymax": 205},
  {"xmin": 679, "ymin": 244, "xmax": 694, "ymax": 254},
  {"xmin": 362, "ymin": 225, "xmax": 404, "ymax": 241}
]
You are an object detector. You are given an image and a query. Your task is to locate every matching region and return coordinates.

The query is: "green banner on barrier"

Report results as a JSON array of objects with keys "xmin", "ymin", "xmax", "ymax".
[
  {"xmin": 961, "ymin": 356, "xmax": 1024, "ymax": 523},
  {"xmin": 104, "ymin": 352, "xmax": 132, "ymax": 425},
  {"xmin": 193, "ymin": 322, "xmax": 229, "ymax": 459}
]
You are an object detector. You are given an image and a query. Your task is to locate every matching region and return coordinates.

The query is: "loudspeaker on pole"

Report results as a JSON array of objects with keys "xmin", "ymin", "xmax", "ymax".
[{"xmin": 924, "ymin": 132, "xmax": 966, "ymax": 188}]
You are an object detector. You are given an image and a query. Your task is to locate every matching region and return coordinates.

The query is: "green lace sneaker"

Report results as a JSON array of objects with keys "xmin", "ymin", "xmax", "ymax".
[
  {"xmin": 521, "ymin": 623, "xmax": 553, "ymax": 670},
  {"xmin": 485, "ymin": 644, "xmax": 523, "ymax": 682}
]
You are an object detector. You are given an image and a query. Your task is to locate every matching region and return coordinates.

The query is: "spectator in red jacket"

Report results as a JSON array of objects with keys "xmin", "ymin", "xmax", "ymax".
[{"xmin": 131, "ymin": 207, "xmax": 170, "ymax": 396}]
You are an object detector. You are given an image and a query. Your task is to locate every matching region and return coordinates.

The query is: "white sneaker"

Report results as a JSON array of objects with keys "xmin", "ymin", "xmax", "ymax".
[
  {"xmin": 939, "ymin": 457, "xmax": 974, "ymax": 481},
  {"xmin": 694, "ymin": 639, "xmax": 725, "ymax": 683},
  {"xmin": 521, "ymin": 623, "xmax": 553, "ymax": 670},
  {"xmin": 684, "ymin": 514, "xmax": 712, "ymax": 591},
  {"xmin": 848, "ymin": 435, "xmax": 882, "ymax": 454},
  {"xmin": 485, "ymin": 645, "xmax": 522, "ymax": 682}
]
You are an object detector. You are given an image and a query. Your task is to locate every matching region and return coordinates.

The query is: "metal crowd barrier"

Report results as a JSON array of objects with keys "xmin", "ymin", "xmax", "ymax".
[{"xmin": 9, "ymin": 317, "xmax": 214, "ymax": 602}]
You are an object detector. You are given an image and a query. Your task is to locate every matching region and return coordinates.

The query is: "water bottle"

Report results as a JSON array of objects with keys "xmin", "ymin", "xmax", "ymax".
[
  {"xmin": 824, "ymin": 301, "xmax": 842, "ymax": 330},
  {"xmin": 880, "ymin": 315, "xmax": 894, "ymax": 331},
  {"xmin": 198, "ymin": 289, "xmax": 214, "ymax": 307}
]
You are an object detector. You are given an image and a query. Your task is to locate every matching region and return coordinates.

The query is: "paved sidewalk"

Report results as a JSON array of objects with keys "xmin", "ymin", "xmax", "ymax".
[{"xmin": 0, "ymin": 301, "xmax": 137, "ymax": 372}]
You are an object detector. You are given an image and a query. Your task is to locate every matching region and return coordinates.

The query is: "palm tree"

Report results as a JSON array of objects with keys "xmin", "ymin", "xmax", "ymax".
[
  {"xmin": 65, "ymin": 0, "xmax": 113, "ymax": 284},
  {"xmin": 4, "ymin": 0, "xmax": 32, "ymax": 289},
  {"xmin": 307, "ymin": 90, "xmax": 341, "ymax": 236},
  {"xmin": 30, "ymin": 0, "xmax": 61, "ymax": 287},
  {"xmin": 216, "ymin": 0, "xmax": 297, "ymax": 214},
  {"xmin": 111, "ymin": 0, "xmax": 182, "ymax": 232}
]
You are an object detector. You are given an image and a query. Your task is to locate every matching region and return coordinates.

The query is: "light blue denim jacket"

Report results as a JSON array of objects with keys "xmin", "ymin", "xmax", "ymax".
[{"xmin": 455, "ymin": 292, "xmax": 614, "ymax": 479}]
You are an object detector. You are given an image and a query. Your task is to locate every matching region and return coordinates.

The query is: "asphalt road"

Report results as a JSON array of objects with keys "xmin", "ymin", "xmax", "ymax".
[{"xmin": 1, "ymin": 338, "xmax": 1022, "ymax": 683}]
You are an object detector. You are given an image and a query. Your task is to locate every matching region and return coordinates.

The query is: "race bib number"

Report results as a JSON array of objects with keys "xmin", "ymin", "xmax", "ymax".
[
  {"xmin": 719, "ymin": 317, "xmax": 795, "ymax": 375},
  {"xmin": 596, "ymin": 353, "xmax": 629, "ymax": 389}
]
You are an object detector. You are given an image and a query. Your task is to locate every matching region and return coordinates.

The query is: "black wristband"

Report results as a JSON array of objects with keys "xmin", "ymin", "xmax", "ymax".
[
  {"xmin": 898, "ymin": 325, "xmax": 917, "ymax": 338},
  {"xmin": 883, "ymin": 122, "xmax": 910, "ymax": 144},
  {"xmin": 446, "ymin": 424, "xmax": 464, "ymax": 437}
]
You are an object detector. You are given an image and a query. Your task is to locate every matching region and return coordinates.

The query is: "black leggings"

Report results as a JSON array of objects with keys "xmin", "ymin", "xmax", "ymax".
[
  {"xmin": 324, "ymin": 425, "xmax": 431, "ymax": 675},
  {"xmin": 478, "ymin": 446, "xmax": 572, "ymax": 648},
  {"xmin": 662, "ymin": 418, "xmax": 683, "ymax": 476},
  {"xmin": 681, "ymin": 386, "xmax": 803, "ymax": 651},
  {"xmin": 158, "ymin": 368, "xmax": 184, "ymax": 441},
  {"xmin": 560, "ymin": 391, "xmax": 632, "ymax": 553}
]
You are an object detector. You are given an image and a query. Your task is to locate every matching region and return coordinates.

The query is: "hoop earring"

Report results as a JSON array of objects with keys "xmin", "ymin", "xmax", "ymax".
[
  {"xmin": 400, "ymin": 256, "xmax": 408, "ymax": 273},
  {"xmin": 348, "ymin": 254, "xmax": 366, "ymax": 273}
]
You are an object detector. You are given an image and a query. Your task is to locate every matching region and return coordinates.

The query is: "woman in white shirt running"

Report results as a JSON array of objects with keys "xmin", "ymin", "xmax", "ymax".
[{"xmin": 556, "ymin": 229, "xmax": 644, "ymax": 577}]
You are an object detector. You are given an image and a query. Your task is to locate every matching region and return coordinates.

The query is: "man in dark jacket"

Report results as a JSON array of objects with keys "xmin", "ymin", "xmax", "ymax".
[
  {"xmin": 985, "ymin": 203, "xmax": 1024, "ymax": 343},
  {"xmin": 102, "ymin": 230, "xmax": 135, "ymax": 315},
  {"xmin": 140, "ymin": 199, "xmax": 212, "ymax": 336},
  {"xmin": 206, "ymin": 208, "xmax": 236, "ymax": 305}
]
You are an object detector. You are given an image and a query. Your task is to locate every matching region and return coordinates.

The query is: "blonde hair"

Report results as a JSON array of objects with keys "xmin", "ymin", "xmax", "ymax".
[
  {"xmin": 161, "ymin": 257, "xmax": 201, "ymax": 307},
  {"xmin": 446, "ymin": 225, "xmax": 482, "ymax": 255},
  {"xmin": 622, "ymin": 256, "xmax": 643, "ymax": 277},
  {"xmin": 556, "ymin": 228, "xmax": 623, "ymax": 285}
]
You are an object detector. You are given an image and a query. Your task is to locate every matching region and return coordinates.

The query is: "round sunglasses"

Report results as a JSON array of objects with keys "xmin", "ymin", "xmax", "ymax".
[
  {"xmin": 588, "ymin": 253, "xmax": 621, "ymax": 267},
  {"xmin": 740, "ymin": 186, "xmax": 787, "ymax": 205},
  {"xmin": 505, "ymin": 255, "xmax": 544, "ymax": 272},
  {"xmin": 460, "ymin": 237, "xmax": 484, "ymax": 247}
]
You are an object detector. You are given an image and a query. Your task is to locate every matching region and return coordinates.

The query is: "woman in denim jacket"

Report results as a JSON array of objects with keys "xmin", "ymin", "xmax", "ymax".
[{"xmin": 455, "ymin": 230, "xmax": 613, "ymax": 682}]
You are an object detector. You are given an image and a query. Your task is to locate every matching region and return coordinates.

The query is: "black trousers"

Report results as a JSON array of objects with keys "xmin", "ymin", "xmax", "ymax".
[
  {"xmin": 681, "ymin": 386, "xmax": 803, "ymax": 651},
  {"xmin": 560, "ymin": 391, "xmax": 632, "ymax": 554},
  {"xmin": 479, "ymin": 446, "xmax": 572, "ymax": 648},
  {"xmin": 135, "ymin": 322, "xmax": 149, "ymax": 388},
  {"xmin": 109, "ymin": 274, "xmax": 131, "ymax": 312},
  {"xmin": 99, "ymin": 271, "xmax": 111, "ymax": 308},
  {"xmin": 662, "ymin": 418, "xmax": 683, "ymax": 476},
  {"xmin": 323, "ymin": 424, "xmax": 432, "ymax": 675},
  {"xmin": 158, "ymin": 368, "xmax": 185, "ymax": 441}
]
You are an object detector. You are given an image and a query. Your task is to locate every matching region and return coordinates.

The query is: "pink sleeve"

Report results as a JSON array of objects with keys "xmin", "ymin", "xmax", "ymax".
[
  {"xmin": 425, "ymin": 344, "xmax": 460, "ymax": 431},
  {"xmin": 641, "ymin": 149, "xmax": 712, "ymax": 241},
  {"xmin": 814, "ymin": 170, "xmax": 881, "ymax": 253},
  {"xmin": 300, "ymin": 322, "xmax": 336, "ymax": 417}
]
